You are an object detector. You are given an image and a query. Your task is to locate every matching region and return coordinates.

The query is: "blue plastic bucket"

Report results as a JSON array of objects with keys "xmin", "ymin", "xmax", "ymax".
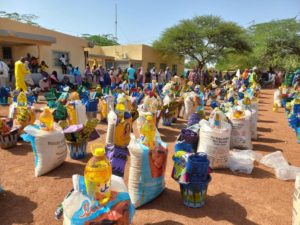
[
  {"xmin": 85, "ymin": 99, "xmax": 99, "ymax": 112},
  {"xmin": 186, "ymin": 153, "xmax": 210, "ymax": 182},
  {"xmin": 174, "ymin": 141, "xmax": 193, "ymax": 153},
  {"xmin": 179, "ymin": 175, "xmax": 211, "ymax": 208},
  {"xmin": 66, "ymin": 141, "xmax": 87, "ymax": 159},
  {"xmin": 293, "ymin": 104, "xmax": 300, "ymax": 115}
]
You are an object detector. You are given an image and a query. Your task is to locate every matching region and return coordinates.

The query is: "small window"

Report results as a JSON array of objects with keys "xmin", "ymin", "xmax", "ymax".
[
  {"xmin": 105, "ymin": 61, "xmax": 114, "ymax": 70},
  {"xmin": 160, "ymin": 63, "xmax": 167, "ymax": 71},
  {"xmin": 147, "ymin": 62, "xmax": 155, "ymax": 71},
  {"xmin": 132, "ymin": 63, "xmax": 141, "ymax": 70},
  {"xmin": 172, "ymin": 64, "xmax": 177, "ymax": 75},
  {"xmin": 2, "ymin": 47, "xmax": 12, "ymax": 60},
  {"xmin": 53, "ymin": 51, "xmax": 69, "ymax": 67}
]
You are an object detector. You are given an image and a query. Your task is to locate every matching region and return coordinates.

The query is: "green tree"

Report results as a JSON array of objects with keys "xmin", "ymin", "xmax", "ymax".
[
  {"xmin": 0, "ymin": 11, "xmax": 39, "ymax": 26},
  {"xmin": 248, "ymin": 18, "xmax": 300, "ymax": 70},
  {"xmin": 82, "ymin": 34, "xmax": 119, "ymax": 46},
  {"xmin": 153, "ymin": 15, "xmax": 251, "ymax": 70}
]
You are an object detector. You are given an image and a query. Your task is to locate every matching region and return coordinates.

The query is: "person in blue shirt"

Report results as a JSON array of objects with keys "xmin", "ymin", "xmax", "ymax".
[{"xmin": 127, "ymin": 64, "xmax": 135, "ymax": 85}]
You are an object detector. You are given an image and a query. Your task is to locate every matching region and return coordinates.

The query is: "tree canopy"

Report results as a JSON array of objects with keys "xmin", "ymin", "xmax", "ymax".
[
  {"xmin": 217, "ymin": 18, "xmax": 300, "ymax": 71},
  {"xmin": 153, "ymin": 15, "xmax": 251, "ymax": 70},
  {"xmin": 0, "ymin": 11, "xmax": 39, "ymax": 26},
  {"xmin": 82, "ymin": 34, "xmax": 119, "ymax": 46}
]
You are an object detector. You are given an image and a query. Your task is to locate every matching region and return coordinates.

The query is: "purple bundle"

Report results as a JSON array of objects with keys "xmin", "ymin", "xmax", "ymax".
[
  {"xmin": 187, "ymin": 113, "xmax": 201, "ymax": 127},
  {"xmin": 180, "ymin": 128, "xmax": 199, "ymax": 146},
  {"xmin": 105, "ymin": 144, "xmax": 129, "ymax": 177}
]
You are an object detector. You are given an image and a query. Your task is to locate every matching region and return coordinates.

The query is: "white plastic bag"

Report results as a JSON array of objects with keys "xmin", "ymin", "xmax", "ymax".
[
  {"xmin": 260, "ymin": 151, "xmax": 300, "ymax": 180},
  {"xmin": 260, "ymin": 151, "xmax": 289, "ymax": 169},
  {"xmin": 228, "ymin": 150, "xmax": 262, "ymax": 174},
  {"xmin": 22, "ymin": 125, "xmax": 67, "ymax": 177},
  {"xmin": 275, "ymin": 166, "xmax": 300, "ymax": 181},
  {"xmin": 197, "ymin": 119, "xmax": 231, "ymax": 169}
]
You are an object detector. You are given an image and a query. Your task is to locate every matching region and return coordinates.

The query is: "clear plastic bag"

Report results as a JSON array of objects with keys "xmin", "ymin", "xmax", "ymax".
[
  {"xmin": 228, "ymin": 150, "xmax": 262, "ymax": 174},
  {"xmin": 260, "ymin": 151, "xmax": 300, "ymax": 180},
  {"xmin": 260, "ymin": 151, "xmax": 289, "ymax": 169}
]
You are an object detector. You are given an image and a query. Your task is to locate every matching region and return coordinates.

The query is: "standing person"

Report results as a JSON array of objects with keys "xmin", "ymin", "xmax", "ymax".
[
  {"xmin": 73, "ymin": 66, "xmax": 82, "ymax": 85},
  {"xmin": 193, "ymin": 69, "xmax": 201, "ymax": 85},
  {"xmin": 109, "ymin": 67, "xmax": 116, "ymax": 90},
  {"xmin": 224, "ymin": 71, "xmax": 231, "ymax": 82},
  {"xmin": 98, "ymin": 65, "xmax": 105, "ymax": 88},
  {"xmin": 164, "ymin": 66, "xmax": 171, "ymax": 83},
  {"xmin": 15, "ymin": 57, "xmax": 30, "ymax": 91},
  {"xmin": 158, "ymin": 69, "xmax": 164, "ymax": 84},
  {"xmin": 92, "ymin": 64, "xmax": 98, "ymax": 84},
  {"xmin": 116, "ymin": 67, "xmax": 123, "ymax": 86},
  {"xmin": 145, "ymin": 68, "xmax": 151, "ymax": 84},
  {"xmin": 8, "ymin": 59, "xmax": 14, "ymax": 84},
  {"xmin": 84, "ymin": 64, "xmax": 92, "ymax": 83},
  {"xmin": 59, "ymin": 54, "xmax": 67, "ymax": 74},
  {"xmin": 188, "ymin": 69, "xmax": 196, "ymax": 82},
  {"xmin": 150, "ymin": 67, "xmax": 157, "ymax": 82},
  {"xmin": 127, "ymin": 64, "xmax": 135, "ymax": 85},
  {"xmin": 137, "ymin": 67, "xmax": 144, "ymax": 89},
  {"xmin": 39, "ymin": 60, "xmax": 49, "ymax": 77},
  {"xmin": 0, "ymin": 59, "xmax": 9, "ymax": 87}
]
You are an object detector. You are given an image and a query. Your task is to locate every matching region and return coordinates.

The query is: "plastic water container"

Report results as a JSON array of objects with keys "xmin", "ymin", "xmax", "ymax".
[{"xmin": 179, "ymin": 175, "xmax": 211, "ymax": 208}]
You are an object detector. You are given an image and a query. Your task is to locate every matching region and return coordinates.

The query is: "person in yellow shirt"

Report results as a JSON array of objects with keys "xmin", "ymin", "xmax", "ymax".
[{"xmin": 15, "ymin": 57, "xmax": 30, "ymax": 91}]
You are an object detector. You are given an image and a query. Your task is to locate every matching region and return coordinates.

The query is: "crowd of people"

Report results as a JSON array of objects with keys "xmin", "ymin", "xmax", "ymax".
[{"xmin": 0, "ymin": 52, "xmax": 299, "ymax": 94}]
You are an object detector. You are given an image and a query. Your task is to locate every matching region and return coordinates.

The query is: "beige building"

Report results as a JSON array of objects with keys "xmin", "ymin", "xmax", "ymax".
[
  {"xmin": 0, "ymin": 18, "xmax": 89, "ymax": 74},
  {"xmin": 86, "ymin": 44, "xmax": 184, "ymax": 75}
]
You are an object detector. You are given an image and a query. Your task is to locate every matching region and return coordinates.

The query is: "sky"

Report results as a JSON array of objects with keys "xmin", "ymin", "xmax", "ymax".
[{"xmin": 1, "ymin": 0, "xmax": 299, "ymax": 45}]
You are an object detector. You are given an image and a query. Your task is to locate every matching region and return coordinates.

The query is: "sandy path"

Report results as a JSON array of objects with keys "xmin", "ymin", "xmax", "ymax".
[{"xmin": 0, "ymin": 88, "xmax": 298, "ymax": 225}]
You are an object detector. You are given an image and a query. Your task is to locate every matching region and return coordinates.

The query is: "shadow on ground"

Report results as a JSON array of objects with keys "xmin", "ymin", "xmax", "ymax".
[
  {"xmin": 258, "ymin": 119, "xmax": 276, "ymax": 124},
  {"xmin": 45, "ymin": 161, "xmax": 85, "ymax": 179},
  {"xmin": 0, "ymin": 190, "xmax": 37, "ymax": 225},
  {"xmin": 215, "ymin": 167, "xmax": 274, "ymax": 179},
  {"xmin": 4, "ymin": 142, "xmax": 32, "ymax": 156},
  {"xmin": 145, "ymin": 220, "xmax": 184, "ymax": 225},
  {"xmin": 257, "ymin": 127, "xmax": 272, "ymax": 133},
  {"xmin": 253, "ymin": 143, "xmax": 282, "ymax": 152},
  {"xmin": 140, "ymin": 190, "xmax": 258, "ymax": 225}
]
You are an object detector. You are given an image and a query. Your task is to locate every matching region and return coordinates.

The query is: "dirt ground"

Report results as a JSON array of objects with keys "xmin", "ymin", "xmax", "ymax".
[{"xmin": 0, "ymin": 88, "xmax": 298, "ymax": 225}]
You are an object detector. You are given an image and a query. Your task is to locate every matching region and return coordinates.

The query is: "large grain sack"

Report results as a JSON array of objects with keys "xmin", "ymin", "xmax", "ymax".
[
  {"xmin": 197, "ymin": 109, "xmax": 231, "ymax": 169},
  {"xmin": 273, "ymin": 89, "xmax": 282, "ymax": 107},
  {"xmin": 247, "ymin": 109, "xmax": 258, "ymax": 140},
  {"xmin": 128, "ymin": 134, "xmax": 168, "ymax": 208},
  {"xmin": 183, "ymin": 93, "xmax": 195, "ymax": 120},
  {"xmin": 22, "ymin": 125, "xmax": 67, "ymax": 176},
  {"xmin": 227, "ymin": 109, "xmax": 252, "ymax": 150}
]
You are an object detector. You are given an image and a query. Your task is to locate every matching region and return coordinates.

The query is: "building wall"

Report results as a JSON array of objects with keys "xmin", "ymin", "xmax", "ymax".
[
  {"xmin": 141, "ymin": 45, "xmax": 184, "ymax": 75},
  {"xmin": 86, "ymin": 44, "xmax": 184, "ymax": 75},
  {"xmin": 0, "ymin": 18, "xmax": 88, "ymax": 74}
]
